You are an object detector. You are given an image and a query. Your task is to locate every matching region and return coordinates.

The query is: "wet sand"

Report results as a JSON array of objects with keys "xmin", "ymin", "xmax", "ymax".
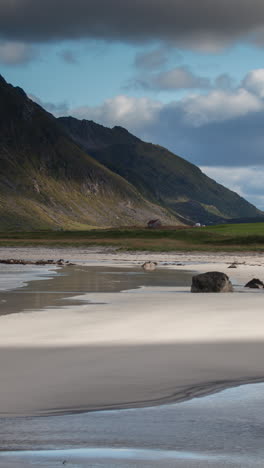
[
  {"xmin": 1, "ymin": 382, "xmax": 264, "ymax": 467},
  {"xmin": 1, "ymin": 289, "xmax": 264, "ymax": 415},
  {"xmin": 0, "ymin": 264, "xmax": 192, "ymax": 315},
  {"xmin": 0, "ymin": 247, "xmax": 264, "ymax": 418}
]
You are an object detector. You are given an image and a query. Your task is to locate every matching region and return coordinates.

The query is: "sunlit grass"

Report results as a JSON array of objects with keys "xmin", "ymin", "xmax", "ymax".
[{"xmin": 0, "ymin": 222, "xmax": 264, "ymax": 251}]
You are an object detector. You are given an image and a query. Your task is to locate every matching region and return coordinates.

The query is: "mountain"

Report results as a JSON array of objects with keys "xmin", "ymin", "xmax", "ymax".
[
  {"xmin": 0, "ymin": 75, "xmax": 180, "ymax": 230},
  {"xmin": 59, "ymin": 117, "xmax": 262, "ymax": 224},
  {"xmin": 0, "ymin": 74, "xmax": 261, "ymax": 231}
]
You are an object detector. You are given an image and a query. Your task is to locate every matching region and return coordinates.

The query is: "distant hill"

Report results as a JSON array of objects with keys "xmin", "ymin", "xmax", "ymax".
[
  {"xmin": 59, "ymin": 116, "xmax": 262, "ymax": 224},
  {"xmin": 0, "ymin": 75, "xmax": 179, "ymax": 230}
]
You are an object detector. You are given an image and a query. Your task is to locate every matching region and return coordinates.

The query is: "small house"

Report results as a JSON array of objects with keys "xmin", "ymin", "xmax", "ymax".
[{"xmin": 147, "ymin": 219, "xmax": 162, "ymax": 229}]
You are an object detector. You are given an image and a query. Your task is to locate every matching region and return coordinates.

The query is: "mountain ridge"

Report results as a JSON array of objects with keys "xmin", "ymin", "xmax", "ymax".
[{"xmin": 59, "ymin": 116, "xmax": 262, "ymax": 224}]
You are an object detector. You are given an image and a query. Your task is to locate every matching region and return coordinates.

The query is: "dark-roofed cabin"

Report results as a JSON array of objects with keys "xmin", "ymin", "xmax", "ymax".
[{"xmin": 147, "ymin": 219, "xmax": 162, "ymax": 229}]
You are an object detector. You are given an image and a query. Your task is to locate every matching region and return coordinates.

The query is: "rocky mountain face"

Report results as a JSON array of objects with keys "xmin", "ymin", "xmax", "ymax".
[
  {"xmin": 59, "ymin": 116, "xmax": 262, "ymax": 224},
  {"xmin": 0, "ymin": 75, "xmax": 179, "ymax": 230}
]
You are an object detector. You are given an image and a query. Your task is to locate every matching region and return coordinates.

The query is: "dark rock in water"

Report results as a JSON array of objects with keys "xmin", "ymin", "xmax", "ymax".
[
  {"xmin": 244, "ymin": 278, "xmax": 264, "ymax": 289},
  {"xmin": 191, "ymin": 271, "xmax": 233, "ymax": 293},
  {"xmin": 228, "ymin": 263, "xmax": 237, "ymax": 269}
]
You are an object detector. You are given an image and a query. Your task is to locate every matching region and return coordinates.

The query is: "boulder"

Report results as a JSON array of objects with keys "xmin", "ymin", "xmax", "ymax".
[
  {"xmin": 191, "ymin": 271, "xmax": 233, "ymax": 293},
  {"xmin": 142, "ymin": 261, "xmax": 157, "ymax": 271},
  {"xmin": 244, "ymin": 278, "xmax": 264, "ymax": 289}
]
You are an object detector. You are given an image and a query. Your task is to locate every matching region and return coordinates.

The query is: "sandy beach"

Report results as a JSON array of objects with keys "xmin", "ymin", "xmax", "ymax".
[{"xmin": 0, "ymin": 247, "xmax": 264, "ymax": 417}]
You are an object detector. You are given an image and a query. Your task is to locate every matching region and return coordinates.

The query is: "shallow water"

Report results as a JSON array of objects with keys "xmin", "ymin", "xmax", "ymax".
[
  {"xmin": 1, "ymin": 382, "xmax": 264, "ymax": 467},
  {"xmin": 0, "ymin": 264, "xmax": 193, "ymax": 315},
  {"xmin": 0, "ymin": 263, "xmax": 58, "ymax": 291}
]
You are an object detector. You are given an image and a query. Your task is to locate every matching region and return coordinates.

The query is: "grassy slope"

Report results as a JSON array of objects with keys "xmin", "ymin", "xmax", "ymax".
[
  {"xmin": 0, "ymin": 223, "xmax": 264, "ymax": 251},
  {"xmin": 0, "ymin": 77, "xmax": 180, "ymax": 230}
]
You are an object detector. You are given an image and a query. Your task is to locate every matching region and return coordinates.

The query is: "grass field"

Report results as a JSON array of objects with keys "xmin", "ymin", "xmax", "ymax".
[{"xmin": 0, "ymin": 223, "xmax": 264, "ymax": 251}]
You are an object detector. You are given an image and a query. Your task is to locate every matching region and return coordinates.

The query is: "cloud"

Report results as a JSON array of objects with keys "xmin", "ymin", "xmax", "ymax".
[
  {"xmin": 134, "ymin": 47, "xmax": 177, "ymax": 70},
  {"xmin": 58, "ymin": 49, "xmax": 79, "ymax": 64},
  {"xmin": 71, "ymin": 95, "xmax": 162, "ymax": 130},
  {"xmin": 201, "ymin": 166, "xmax": 264, "ymax": 209},
  {"xmin": 214, "ymin": 74, "xmax": 235, "ymax": 90},
  {"xmin": 0, "ymin": 41, "xmax": 36, "ymax": 65},
  {"xmin": 133, "ymin": 66, "xmax": 211, "ymax": 91},
  {"xmin": 1, "ymin": 0, "xmax": 264, "ymax": 51},
  {"xmin": 242, "ymin": 68, "xmax": 264, "ymax": 97},
  {"xmin": 180, "ymin": 88, "xmax": 263, "ymax": 126}
]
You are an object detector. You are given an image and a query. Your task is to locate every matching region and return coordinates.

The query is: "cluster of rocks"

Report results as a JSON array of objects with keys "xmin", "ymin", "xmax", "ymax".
[
  {"xmin": 0, "ymin": 259, "xmax": 74, "ymax": 266},
  {"xmin": 191, "ymin": 271, "xmax": 264, "ymax": 292},
  {"xmin": 163, "ymin": 262, "xmax": 183, "ymax": 266},
  {"xmin": 228, "ymin": 261, "xmax": 246, "ymax": 269},
  {"xmin": 141, "ymin": 261, "xmax": 184, "ymax": 271}
]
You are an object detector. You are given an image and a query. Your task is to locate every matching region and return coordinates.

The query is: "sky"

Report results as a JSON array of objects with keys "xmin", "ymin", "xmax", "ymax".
[{"xmin": 1, "ymin": 0, "xmax": 264, "ymax": 209}]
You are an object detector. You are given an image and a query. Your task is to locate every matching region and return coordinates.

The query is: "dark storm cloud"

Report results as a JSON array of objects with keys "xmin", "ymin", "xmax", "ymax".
[{"xmin": 1, "ymin": 0, "xmax": 264, "ymax": 49}]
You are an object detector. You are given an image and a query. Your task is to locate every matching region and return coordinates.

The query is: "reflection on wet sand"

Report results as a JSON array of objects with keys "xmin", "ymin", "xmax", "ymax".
[
  {"xmin": 1, "ymin": 382, "xmax": 264, "ymax": 467},
  {"xmin": 0, "ymin": 265, "xmax": 192, "ymax": 315}
]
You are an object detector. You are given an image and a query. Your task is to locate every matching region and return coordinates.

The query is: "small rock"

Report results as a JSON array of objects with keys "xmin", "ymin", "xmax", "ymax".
[
  {"xmin": 244, "ymin": 278, "xmax": 264, "ymax": 289},
  {"xmin": 142, "ymin": 261, "xmax": 157, "ymax": 271},
  {"xmin": 57, "ymin": 259, "xmax": 65, "ymax": 265}
]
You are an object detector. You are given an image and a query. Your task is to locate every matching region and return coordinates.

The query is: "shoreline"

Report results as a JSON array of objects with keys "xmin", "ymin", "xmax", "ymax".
[
  {"xmin": 23, "ymin": 375, "xmax": 264, "ymax": 419},
  {"xmin": 0, "ymin": 245, "xmax": 264, "ymax": 265},
  {"xmin": 1, "ymin": 246, "xmax": 264, "ymax": 418}
]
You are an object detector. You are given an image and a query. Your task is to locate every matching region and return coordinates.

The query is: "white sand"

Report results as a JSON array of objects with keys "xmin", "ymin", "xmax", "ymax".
[{"xmin": 1, "ymin": 247, "xmax": 264, "ymax": 416}]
